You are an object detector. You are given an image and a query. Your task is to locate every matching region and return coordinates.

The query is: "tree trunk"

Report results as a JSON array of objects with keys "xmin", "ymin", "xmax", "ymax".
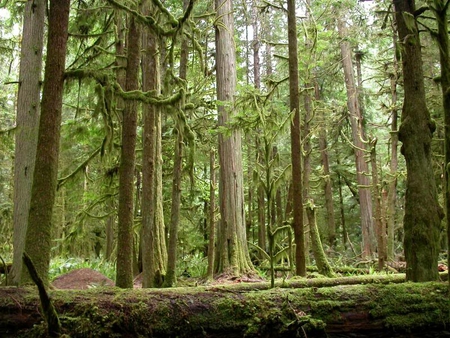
[
  {"xmin": 316, "ymin": 82, "xmax": 337, "ymax": 248},
  {"xmin": 164, "ymin": 0, "xmax": 190, "ymax": 286},
  {"xmin": 154, "ymin": 107, "xmax": 168, "ymax": 285},
  {"xmin": 305, "ymin": 203, "xmax": 335, "ymax": 277},
  {"xmin": 430, "ymin": 0, "xmax": 450, "ymax": 285},
  {"xmin": 140, "ymin": 1, "xmax": 168, "ymax": 288},
  {"xmin": 287, "ymin": 0, "xmax": 306, "ymax": 276},
  {"xmin": 215, "ymin": 0, "xmax": 254, "ymax": 275},
  {"xmin": 206, "ymin": 149, "xmax": 216, "ymax": 280},
  {"xmin": 387, "ymin": 30, "xmax": 399, "ymax": 261},
  {"xmin": 116, "ymin": 12, "xmax": 141, "ymax": 289},
  {"xmin": 337, "ymin": 16, "xmax": 374, "ymax": 258},
  {"xmin": 370, "ymin": 139, "xmax": 386, "ymax": 270},
  {"xmin": 164, "ymin": 129, "xmax": 183, "ymax": 287},
  {"xmin": 10, "ymin": 0, "xmax": 45, "ymax": 286},
  {"xmin": 393, "ymin": 0, "xmax": 443, "ymax": 281},
  {"xmin": 141, "ymin": 1, "xmax": 157, "ymax": 288},
  {"xmin": 302, "ymin": 58, "xmax": 332, "ymax": 276},
  {"xmin": 22, "ymin": 0, "xmax": 70, "ymax": 286},
  {"xmin": 336, "ymin": 156, "xmax": 348, "ymax": 249}
]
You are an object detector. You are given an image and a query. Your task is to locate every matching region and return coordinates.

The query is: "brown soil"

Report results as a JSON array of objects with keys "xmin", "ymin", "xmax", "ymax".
[{"xmin": 51, "ymin": 268, "xmax": 114, "ymax": 289}]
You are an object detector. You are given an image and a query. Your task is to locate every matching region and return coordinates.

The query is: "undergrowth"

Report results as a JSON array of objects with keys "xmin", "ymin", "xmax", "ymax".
[{"xmin": 49, "ymin": 257, "xmax": 116, "ymax": 282}]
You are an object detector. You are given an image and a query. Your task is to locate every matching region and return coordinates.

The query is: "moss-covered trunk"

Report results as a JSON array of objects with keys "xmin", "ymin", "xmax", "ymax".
[
  {"xmin": 1, "ymin": 280, "xmax": 448, "ymax": 337},
  {"xmin": 116, "ymin": 11, "xmax": 141, "ymax": 289},
  {"xmin": 393, "ymin": 0, "xmax": 444, "ymax": 282},
  {"xmin": 22, "ymin": 0, "xmax": 70, "ymax": 286},
  {"xmin": 287, "ymin": 0, "xmax": 306, "ymax": 277}
]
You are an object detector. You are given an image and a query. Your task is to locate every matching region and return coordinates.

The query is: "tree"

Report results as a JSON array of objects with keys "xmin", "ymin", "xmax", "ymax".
[
  {"xmin": 206, "ymin": 148, "xmax": 216, "ymax": 280},
  {"xmin": 387, "ymin": 27, "xmax": 400, "ymax": 261},
  {"xmin": 164, "ymin": 0, "xmax": 190, "ymax": 287},
  {"xmin": 428, "ymin": 0, "xmax": 450, "ymax": 283},
  {"xmin": 393, "ymin": 0, "xmax": 443, "ymax": 281},
  {"xmin": 337, "ymin": 13, "xmax": 374, "ymax": 258},
  {"xmin": 302, "ymin": 1, "xmax": 334, "ymax": 277},
  {"xmin": 316, "ymin": 83, "xmax": 337, "ymax": 248},
  {"xmin": 10, "ymin": 0, "xmax": 45, "ymax": 285},
  {"xmin": 141, "ymin": 0, "xmax": 159, "ymax": 288},
  {"xmin": 215, "ymin": 0, "xmax": 254, "ymax": 275},
  {"xmin": 287, "ymin": 0, "xmax": 306, "ymax": 276},
  {"xmin": 116, "ymin": 11, "xmax": 141, "ymax": 289},
  {"xmin": 22, "ymin": 0, "xmax": 71, "ymax": 285}
]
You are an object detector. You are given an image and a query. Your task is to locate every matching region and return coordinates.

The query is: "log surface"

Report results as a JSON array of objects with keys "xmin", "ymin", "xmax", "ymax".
[{"xmin": 0, "ymin": 278, "xmax": 449, "ymax": 337}]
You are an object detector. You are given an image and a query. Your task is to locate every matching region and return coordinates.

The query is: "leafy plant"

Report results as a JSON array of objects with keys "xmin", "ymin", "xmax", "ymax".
[{"xmin": 49, "ymin": 256, "xmax": 116, "ymax": 281}]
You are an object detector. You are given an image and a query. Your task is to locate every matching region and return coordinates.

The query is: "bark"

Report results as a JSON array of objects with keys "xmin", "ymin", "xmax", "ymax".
[
  {"xmin": 370, "ymin": 140, "xmax": 386, "ymax": 270},
  {"xmin": 253, "ymin": 0, "xmax": 266, "ymax": 257},
  {"xmin": 164, "ymin": 129, "xmax": 183, "ymax": 287},
  {"xmin": 22, "ymin": 0, "xmax": 70, "ymax": 286},
  {"xmin": 105, "ymin": 198, "xmax": 115, "ymax": 261},
  {"xmin": 11, "ymin": 0, "xmax": 45, "ymax": 286},
  {"xmin": 302, "ymin": 65, "xmax": 333, "ymax": 276},
  {"xmin": 141, "ymin": 7, "xmax": 157, "ymax": 288},
  {"xmin": 287, "ymin": 0, "xmax": 306, "ymax": 276},
  {"xmin": 316, "ymin": 82, "xmax": 336, "ymax": 248},
  {"xmin": 154, "ymin": 108, "xmax": 168, "ymax": 283},
  {"xmin": 387, "ymin": 30, "xmax": 399, "ymax": 261},
  {"xmin": 215, "ymin": 0, "xmax": 254, "ymax": 275},
  {"xmin": 116, "ymin": 13, "xmax": 141, "ymax": 289},
  {"xmin": 337, "ymin": 16, "xmax": 374, "ymax": 258},
  {"xmin": 252, "ymin": 0, "xmax": 261, "ymax": 89},
  {"xmin": 164, "ymin": 0, "xmax": 189, "ymax": 286},
  {"xmin": 430, "ymin": 0, "xmax": 450, "ymax": 285},
  {"xmin": 1, "ymin": 280, "xmax": 448, "ymax": 337},
  {"xmin": 336, "ymin": 156, "xmax": 348, "ymax": 248},
  {"xmin": 206, "ymin": 149, "xmax": 216, "ymax": 280},
  {"xmin": 393, "ymin": 0, "xmax": 443, "ymax": 281},
  {"xmin": 141, "ymin": 1, "xmax": 165, "ymax": 288},
  {"xmin": 257, "ymin": 181, "xmax": 266, "ymax": 256},
  {"xmin": 305, "ymin": 204, "xmax": 335, "ymax": 277}
]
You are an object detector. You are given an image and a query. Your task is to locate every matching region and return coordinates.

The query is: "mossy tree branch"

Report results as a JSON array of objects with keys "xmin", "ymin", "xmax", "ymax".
[{"xmin": 22, "ymin": 252, "xmax": 61, "ymax": 337}]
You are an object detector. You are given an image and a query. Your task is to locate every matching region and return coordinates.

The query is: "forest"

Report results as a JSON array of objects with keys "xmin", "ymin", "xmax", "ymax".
[{"xmin": 0, "ymin": 0, "xmax": 450, "ymax": 336}]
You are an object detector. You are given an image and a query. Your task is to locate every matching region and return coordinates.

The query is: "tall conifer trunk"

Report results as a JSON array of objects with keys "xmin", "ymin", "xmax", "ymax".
[
  {"xmin": 393, "ymin": 0, "xmax": 443, "ymax": 281},
  {"xmin": 10, "ymin": 0, "xmax": 45, "ymax": 285},
  {"xmin": 164, "ymin": 1, "xmax": 189, "ymax": 286},
  {"xmin": 116, "ymin": 13, "xmax": 141, "ymax": 289},
  {"xmin": 287, "ymin": 0, "xmax": 306, "ymax": 276},
  {"xmin": 215, "ymin": 0, "xmax": 254, "ymax": 275},
  {"xmin": 387, "ymin": 29, "xmax": 399, "ymax": 261},
  {"xmin": 429, "ymin": 0, "xmax": 450, "ymax": 282},
  {"xmin": 22, "ymin": 0, "xmax": 70, "ymax": 286},
  {"xmin": 141, "ymin": 0, "xmax": 159, "ymax": 288},
  {"xmin": 337, "ymin": 16, "xmax": 374, "ymax": 258}
]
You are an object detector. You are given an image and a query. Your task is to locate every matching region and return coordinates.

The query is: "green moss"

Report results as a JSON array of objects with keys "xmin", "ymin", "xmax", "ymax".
[{"xmin": 6, "ymin": 281, "xmax": 450, "ymax": 337}]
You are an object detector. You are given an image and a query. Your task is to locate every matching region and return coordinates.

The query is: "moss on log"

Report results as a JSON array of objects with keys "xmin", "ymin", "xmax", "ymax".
[{"xmin": 0, "ymin": 280, "xmax": 449, "ymax": 337}]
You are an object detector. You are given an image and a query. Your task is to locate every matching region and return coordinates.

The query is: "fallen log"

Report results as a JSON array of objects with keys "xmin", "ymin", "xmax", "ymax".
[{"xmin": 0, "ymin": 280, "xmax": 449, "ymax": 337}]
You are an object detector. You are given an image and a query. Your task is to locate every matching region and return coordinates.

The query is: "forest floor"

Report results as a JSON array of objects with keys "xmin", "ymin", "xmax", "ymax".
[{"xmin": 50, "ymin": 267, "xmax": 265, "ymax": 289}]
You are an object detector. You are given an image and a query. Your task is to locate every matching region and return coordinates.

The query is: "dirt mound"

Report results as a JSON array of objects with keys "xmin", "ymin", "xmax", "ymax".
[{"xmin": 52, "ymin": 268, "xmax": 114, "ymax": 289}]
